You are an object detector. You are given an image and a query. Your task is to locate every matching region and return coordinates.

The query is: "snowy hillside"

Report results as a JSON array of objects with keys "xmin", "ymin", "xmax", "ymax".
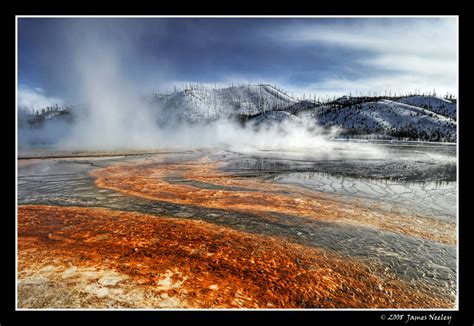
[
  {"xmin": 151, "ymin": 84, "xmax": 297, "ymax": 122},
  {"xmin": 305, "ymin": 99, "xmax": 456, "ymax": 142},
  {"xmin": 396, "ymin": 96, "xmax": 456, "ymax": 120},
  {"xmin": 21, "ymin": 84, "xmax": 457, "ymax": 143},
  {"xmin": 23, "ymin": 107, "xmax": 73, "ymax": 127},
  {"xmin": 283, "ymin": 100, "xmax": 319, "ymax": 115},
  {"xmin": 252, "ymin": 111, "xmax": 302, "ymax": 126}
]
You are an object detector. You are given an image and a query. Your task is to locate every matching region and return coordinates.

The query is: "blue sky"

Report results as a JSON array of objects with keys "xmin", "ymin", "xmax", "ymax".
[{"xmin": 18, "ymin": 17, "xmax": 458, "ymax": 108}]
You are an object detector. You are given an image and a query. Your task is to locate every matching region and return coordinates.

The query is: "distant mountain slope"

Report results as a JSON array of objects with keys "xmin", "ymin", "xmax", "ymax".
[
  {"xmin": 396, "ymin": 96, "xmax": 456, "ymax": 120},
  {"xmin": 304, "ymin": 99, "xmax": 456, "ymax": 142},
  {"xmin": 151, "ymin": 84, "xmax": 297, "ymax": 122},
  {"xmin": 283, "ymin": 100, "xmax": 319, "ymax": 115},
  {"xmin": 21, "ymin": 106, "xmax": 73, "ymax": 128},
  {"xmin": 252, "ymin": 111, "xmax": 302, "ymax": 126},
  {"xmin": 20, "ymin": 84, "xmax": 457, "ymax": 143}
]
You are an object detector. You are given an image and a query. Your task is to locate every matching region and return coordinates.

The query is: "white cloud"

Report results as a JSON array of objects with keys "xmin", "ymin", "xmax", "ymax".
[
  {"xmin": 267, "ymin": 18, "xmax": 458, "ymax": 97},
  {"xmin": 357, "ymin": 54, "xmax": 456, "ymax": 81},
  {"xmin": 282, "ymin": 18, "xmax": 456, "ymax": 57},
  {"xmin": 288, "ymin": 74, "xmax": 455, "ymax": 100},
  {"xmin": 18, "ymin": 85, "xmax": 64, "ymax": 113}
]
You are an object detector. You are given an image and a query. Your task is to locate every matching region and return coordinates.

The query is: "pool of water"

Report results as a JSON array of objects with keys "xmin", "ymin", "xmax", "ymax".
[{"xmin": 17, "ymin": 141, "xmax": 458, "ymax": 306}]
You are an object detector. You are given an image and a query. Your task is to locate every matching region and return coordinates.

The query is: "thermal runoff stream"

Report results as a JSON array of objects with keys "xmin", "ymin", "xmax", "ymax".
[{"xmin": 17, "ymin": 142, "xmax": 456, "ymax": 308}]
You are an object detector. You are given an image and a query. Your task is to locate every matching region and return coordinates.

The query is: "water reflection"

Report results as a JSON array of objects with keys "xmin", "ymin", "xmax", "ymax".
[
  {"xmin": 219, "ymin": 143, "xmax": 457, "ymax": 221},
  {"xmin": 270, "ymin": 171, "xmax": 456, "ymax": 221}
]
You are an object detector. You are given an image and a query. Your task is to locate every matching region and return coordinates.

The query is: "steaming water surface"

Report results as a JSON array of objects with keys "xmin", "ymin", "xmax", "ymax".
[{"xmin": 17, "ymin": 141, "xmax": 457, "ymax": 307}]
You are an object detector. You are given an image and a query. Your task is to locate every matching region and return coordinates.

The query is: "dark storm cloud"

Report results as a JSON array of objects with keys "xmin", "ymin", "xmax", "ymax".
[{"xmin": 18, "ymin": 16, "xmax": 457, "ymax": 101}]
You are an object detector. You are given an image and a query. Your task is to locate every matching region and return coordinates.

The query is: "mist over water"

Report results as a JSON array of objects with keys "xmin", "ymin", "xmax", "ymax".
[{"xmin": 18, "ymin": 19, "xmax": 387, "ymax": 160}]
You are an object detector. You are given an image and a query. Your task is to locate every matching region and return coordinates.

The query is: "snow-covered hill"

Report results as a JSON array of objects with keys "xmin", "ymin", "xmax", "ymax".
[
  {"xmin": 283, "ymin": 100, "xmax": 319, "ymax": 115},
  {"xmin": 24, "ymin": 107, "xmax": 73, "ymax": 127},
  {"xmin": 305, "ymin": 99, "xmax": 456, "ymax": 142},
  {"xmin": 151, "ymin": 84, "xmax": 297, "ymax": 123},
  {"xmin": 21, "ymin": 84, "xmax": 457, "ymax": 143},
  {"xmin": 252, "ymin": 111, "xmax": 302, "ymax": 126},
  {"xmin": 396, "ymin": 96, "xmax": 456, "ymax": 120}
]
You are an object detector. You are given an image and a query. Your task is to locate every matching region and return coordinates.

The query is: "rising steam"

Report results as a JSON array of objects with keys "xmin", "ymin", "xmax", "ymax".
[{"xmin": 18, "ymin": 19, "xmax": 386, "ymax": 160}]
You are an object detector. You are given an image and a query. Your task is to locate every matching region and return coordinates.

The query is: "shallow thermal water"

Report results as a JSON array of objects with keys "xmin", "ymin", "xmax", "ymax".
[{"xmin": 17, "ymin": 141, "xmax": 457, "ymax": 308}]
